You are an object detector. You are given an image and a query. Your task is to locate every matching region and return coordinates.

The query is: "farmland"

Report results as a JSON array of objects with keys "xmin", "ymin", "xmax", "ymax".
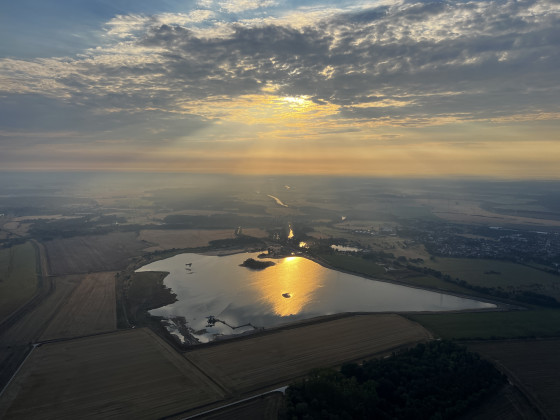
[
  {"xmin": 315, "ymin": 253, "xmax": 476, "ymax": 296},
  {"xmin": 0, "ymin": 275, "xmax": 83, "ymax": 346},
  {"xmin": 0, "ymin": 242, "xmax": 39, "ymax": 322},
  {"xmin": 44, "ymin": 232, "xmax": 146, "ymax": 275},
  {"xmin": 138, "ymin": 228, "xmax": 269, "ymax": 252},
  {"xmin": 1, "ymin": 175, "xmax": 560, "ymax": 418},
  {"xmin": 0, "ymin": 275, "xmax": 81, "ymax": 389},
  {"xmin": 407, "ymin": 310, "xmax": 560, "ymax": 340},
  {"xmin": 424, "ymin": 257, "xmax": 560, "ymax": 299},
  {"xmin": 417, "ymin": 198, "xmax": 560, "ymax": 227},
  {"xmin": 187, "ymin": 392, "xmax": 285, "ymax": 420},
  {"xmin": 458, "ymin": 383, "xmax": 541, "ymax": 420},
  {"xmin": 0, "ymin": 314, "xmax": 430, "ymax": 419},
  {"xmin": 468, "ymin": 339, "xmax": 560, "ymax": 419},
  {"xmin": 185, "ymin": 314, "xmax": 431, "ymax": 395},
  {"xmin": 40, "ymin": 272, "xmax": 117, "ymax": 340},
  {"xmin": 0, "ymin": 329, "xmax": 226, "ymax": 420},
  {"xmin": 138, "ymin": 229, "xmax": 236, "ymax": 251}
]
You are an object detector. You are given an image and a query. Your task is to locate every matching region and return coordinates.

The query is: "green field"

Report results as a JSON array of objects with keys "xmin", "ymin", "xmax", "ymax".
[
  {"xmin": 0, "ymin": 242, "xmax": 40, "ymax": 321},
  {"xmin": 424, "ymin": 257, "xmax": 560, "ymax": 299},
  {"xmin": 425, "ymin": 257, "xmax": 559, "ymax": 288},
  {"xmin": 317, "ymin": 253, "xmax": 387, "ymax": 277},
  {"xmin": 316, "ymin": 253, "xmax": 475, "ymax": 295},
  {"xmin": 408, "ymin": 310, "xmax": 560, "ymax": 340}
]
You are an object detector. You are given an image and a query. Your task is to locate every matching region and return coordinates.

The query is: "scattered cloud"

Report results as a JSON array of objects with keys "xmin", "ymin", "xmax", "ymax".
[
  {"xmin": 198, "ymin": 0, "xmax": 278, "ymax": 13},
  {"xmin": 0, "ymin": 0, "xmax": 559, "ymax": 176}
]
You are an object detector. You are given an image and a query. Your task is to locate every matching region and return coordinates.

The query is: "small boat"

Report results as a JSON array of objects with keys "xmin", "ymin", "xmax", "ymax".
[{"xmin": 282, "ymin": 293, "xmax": 292, "ymax": 298}]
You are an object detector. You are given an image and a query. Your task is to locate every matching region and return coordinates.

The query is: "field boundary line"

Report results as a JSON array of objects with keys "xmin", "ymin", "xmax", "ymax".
[
  {"xmin": 178, "ymin": 312, "xmax": 432, "ymax": 353},
  {"xmin": 0, "ymin": 241, "xmax": 54, "ymax": 335},
  {"xmin": 162, "ymin": 331, "xmax": 430, "ymax": 420},
  {"xmin": 143, "ymin": 328, "xmax": 231, "ymax": 397},
  {"xmin": 180, "ymin": 312, "xmax": 369, "ymax": 352},
  {"xmin": 38, "ymin": 271, "xmax": 118, "ymax": 341},
  {"xmin": 35, "ymin": 328, "xmax": 130, "ymax": 346},
  {"xmin": 495, "ymin": 360, "xmax": 551, "ymax": 420},
  {"xmin": 473, "ymin": 351, "xmax": 552, "ymax": 420},
  {"xmin": 178, "ymin": 387, "xmax": 288, "ymax": 420},
  {"xmin": 0, "ymin": 343, "xmax": 37, "ymax": 400},
  {"xmin": 162, "ymin": 315, "xmax": 432, "ymax": 420}
]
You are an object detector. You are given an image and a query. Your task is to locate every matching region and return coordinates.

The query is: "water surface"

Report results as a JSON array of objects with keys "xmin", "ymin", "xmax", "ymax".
[{"xmin": 137, "ymin": 252, "xmax": 495, "ymax": 343}]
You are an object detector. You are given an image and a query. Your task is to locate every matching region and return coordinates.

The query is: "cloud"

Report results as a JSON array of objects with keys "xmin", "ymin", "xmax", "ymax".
[
  {"xmin": 198, "ymin": 0, "xmax": 278, "ymax": 13},
  {"xmin": 0, "ymin": 0, "xmax": 559, "ymax": 140}
]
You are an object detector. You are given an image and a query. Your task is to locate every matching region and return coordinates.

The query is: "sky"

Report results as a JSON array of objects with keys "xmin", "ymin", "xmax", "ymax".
[{"xmin": 1, "ymin": 0, "xmax": 559, "ymax": 178}]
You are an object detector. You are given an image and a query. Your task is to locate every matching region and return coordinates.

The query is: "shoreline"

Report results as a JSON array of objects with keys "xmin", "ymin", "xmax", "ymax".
[
  {"xmin": 197, "ymin": 246, "xmax": 510, "ymax": 311},
  {"xmin": 298, "ymin": 252, "xmax": 514, "ymax": 311},
  {"xmin": 125, "ymin": 245, "xmax": 519, "ymax": 349}
]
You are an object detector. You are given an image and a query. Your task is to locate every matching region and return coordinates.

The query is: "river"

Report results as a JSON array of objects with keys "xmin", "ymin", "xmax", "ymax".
[{"xmin": 267, "ymin": 194, "xmax": 288, "ymax": 207}]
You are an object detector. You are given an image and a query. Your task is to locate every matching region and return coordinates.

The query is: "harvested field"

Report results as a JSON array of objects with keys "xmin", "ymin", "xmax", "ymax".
[
  {"xmin": 185, "ymin": 314, "xmax": 431, "ymax": 395},
  {"xmin": 40, "ymin": 272, "xmax": 117, "ymax": 340},
  {"xmin": 468, "ymin": 339, "xmax": 560, "ymax": 419},
  {"xmin": 1, "ymin": 314, "xmax": 431, "ymax": 419},
  {"xmin": 240, "ymin": 228, "xmax": 268, "ymax": 238},
  {"xmin": 44, "ymin": 232, "xmax": 146, "ymax": 275},
  {"xmin": 138, "ymin": 229, "xmax": 236, "ymax": 251},
  {"xmin": 0, "ymin": 329, "xmax": 226, "ymax": 420},
  {"xmin": 0, "ymin": 242, "xmax": 39, "ymax": 322},
  {"xmin": 0, "ymin": 275, "xmax": 81, "ymax": 389},
  {"xmin": 138, "ymin": 228, "xmax": 268, "ymax": 252},
  {"xmin": 0, "ymin": 275, "xmax": 81, "ymax": 347}
]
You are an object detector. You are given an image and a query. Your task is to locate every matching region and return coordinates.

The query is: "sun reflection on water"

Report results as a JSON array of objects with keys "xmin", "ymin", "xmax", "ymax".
[{"xmin": 252, "ymin": 256, "xmax": 323, "ymax": 316}]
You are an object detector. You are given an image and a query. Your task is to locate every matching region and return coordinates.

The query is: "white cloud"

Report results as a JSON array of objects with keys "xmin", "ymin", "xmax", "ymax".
[
  {"xmin": 197, "ymin": 0, "xmax": 278, "ymax": 13},
  {"xmin": 0, "ymin": 0, "xmax": 558, "ymax": 135},
  {"xmin": 104, "ymin": 14, "xmax": 152, "ymax": 39}
]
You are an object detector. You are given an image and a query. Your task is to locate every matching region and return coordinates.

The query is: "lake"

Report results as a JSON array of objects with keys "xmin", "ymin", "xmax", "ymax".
[{"xmin": 136, "ymin": 252, "xmax": 495, "ymax": 343}]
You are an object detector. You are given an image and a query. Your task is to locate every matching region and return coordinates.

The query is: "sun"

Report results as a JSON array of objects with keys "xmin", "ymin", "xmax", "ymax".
[
  {"xmin": 282, "ymin": 96, "xmax": 307, "ymax": 105},
  {"xmin": 281, "ymin": 95, "xmax": 312, "ymax": 110}
]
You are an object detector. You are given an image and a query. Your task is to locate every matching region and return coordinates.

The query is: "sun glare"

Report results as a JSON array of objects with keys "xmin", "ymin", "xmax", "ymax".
[
  {"xmin": 282, "ymin": 96, "xmax": 308, "ymax": 105},
  {"xmin": 280, "ymin": 95, "xmax": 313, "ymax": 112},
  {"xmin": 252, "ymin": 256, "xmax": 323, "ymax": 316}
]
